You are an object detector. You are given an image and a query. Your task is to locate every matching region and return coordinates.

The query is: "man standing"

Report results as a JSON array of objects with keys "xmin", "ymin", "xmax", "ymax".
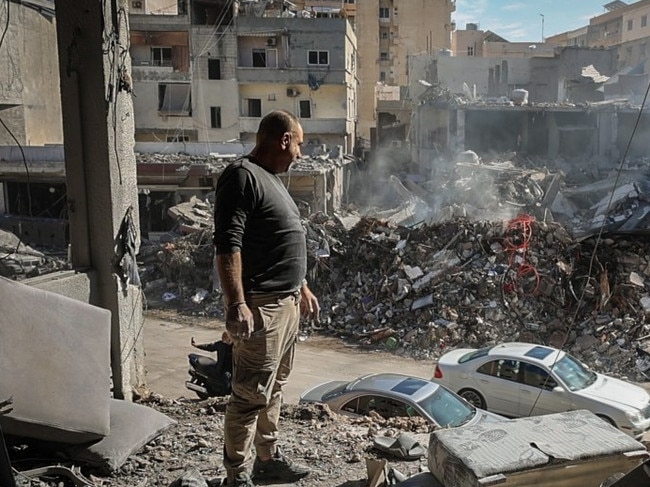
[{"xmin": 213, "ymin": 110, "xmax": 320, "ymax": 487}]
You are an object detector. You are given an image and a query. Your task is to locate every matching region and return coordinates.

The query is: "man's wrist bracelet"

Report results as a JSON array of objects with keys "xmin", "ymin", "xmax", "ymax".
[{"xmin": 228, "ymin": 301, "xmax": 246, "ymax": 308}]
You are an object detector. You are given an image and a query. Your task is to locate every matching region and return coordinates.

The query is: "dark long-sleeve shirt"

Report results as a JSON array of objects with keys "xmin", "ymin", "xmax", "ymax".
[{"xmin": 213, "ymin": 158, "xmax": 307, "ymax": 294}]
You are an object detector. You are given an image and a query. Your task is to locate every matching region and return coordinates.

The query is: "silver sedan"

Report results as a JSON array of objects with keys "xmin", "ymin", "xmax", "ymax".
[{"xmin": 299, "ymin": 372, "xmax": 503, "ymax": 429}]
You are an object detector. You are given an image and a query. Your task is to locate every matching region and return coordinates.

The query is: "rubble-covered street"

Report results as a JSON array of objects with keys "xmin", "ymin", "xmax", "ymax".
[
  {"xmin": 6, "ymin": 396, "xmax": 433, "ymax": 487},
  {"xmin": 140, "ymin": 191, "xmax": 650, "ymax": 384}
]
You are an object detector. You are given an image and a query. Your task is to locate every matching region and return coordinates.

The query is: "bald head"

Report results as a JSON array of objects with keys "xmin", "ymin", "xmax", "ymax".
[
  {"xmin": 256, "ymin": 110, "xmax": 301, "ymax": 144},
  {"xmin": 250, "ymin": 110, "xmax": 304, "ymax": 173}
]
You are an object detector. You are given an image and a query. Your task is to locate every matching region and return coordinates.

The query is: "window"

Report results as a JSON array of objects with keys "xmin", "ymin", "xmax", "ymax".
[
  {"xmin": 379, "ymin": 7, "xmax": 389, "ymax": 18},
  {"xmin": 208, "ymin": 59, "xmax": 221, "ymax": 80},
  {"xmin": 299, "ymin": 100, "xmax": 311, "ymax": 118},
  {"xmin": 342, "ymin": 395, "xmax": 411, "ymax": 419},
  {"xmin": 252, "ymin": 49, "xmax": 267, "ymax": 67},
  {"xmin": 380, "ymin": 52, "xmax": 388, "ymax": 61},
  {"xmin": 151, "ymin": 47, "xmax": 172, "ymax": 67},
  {"xmin": 628, "ymin": 19, "xmax": 634, "ymax": 31},
  {"xmin": 251, "ymin": 49, "xmax": 278, "ymax": 68},
  {"xmin": 308, "ymin": 50, "xmax": 329, "ymax": 65},
  {"xmin": 477, "ymin": 359, "xmax": 520, "ymax": 382},
  {"xmin": 643, "ymin": 15, "xmax": 648, "ymax": 27},
  {"xmin": 524, "ymin": 346, "xmax": 554, "ymax": 360},
  {"xmin": 344, "ymin": 0, "xmax": 355, "ymax": 3},
  {"xmin": 380, "ymin": 71, "xmax": 386, "ymax": 82},
  {"xmin": 381, "ymin": 32, "xmax": 389, "ymax": 39},
  {"xmin": 520, "ymin": 362, "xmax": 557, "ymax": 390},
  {"xmin": 158, "ymin": 83, "xmax": 191, "ymax": 116},
  {"xmin": 467, "ymin": 46, "xmax": 474, "ymax": 56},
  {"xmin": 167, "ymin": 135, "xmax": 189, "ymax": 142},
  {"xmin": 210, "ymin": 107, "xmax": 221, "ymax": 128},
  {"xmin": 551, "ymin": 354, "xmax": 597, "ymax": 391},
  {"xmin": 246, "ymin": 98, "xmax": 262, "ymax": 117}
]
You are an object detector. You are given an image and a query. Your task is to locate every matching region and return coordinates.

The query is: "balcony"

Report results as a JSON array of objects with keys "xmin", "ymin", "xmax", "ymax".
[
  {"xmin": 236, "ymin": 67, "xmax": 347, "ymax": 85},
  {"xmin": 129, "ymin": 13, "xmax": 190, "ymax": 30},
  {"xmin": 131, "ymin": 65, "xmax": 191, "ymax": 82}
]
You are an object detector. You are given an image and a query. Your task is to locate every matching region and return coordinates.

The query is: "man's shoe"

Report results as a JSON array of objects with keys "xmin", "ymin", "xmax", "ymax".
[{"xmin": 252, "ymin": 448, "xmax": 310, "ymax": 482}]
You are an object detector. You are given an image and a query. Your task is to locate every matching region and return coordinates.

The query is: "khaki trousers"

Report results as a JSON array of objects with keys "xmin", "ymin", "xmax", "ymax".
[{"xmin": 223, "ymin": 292, "xmax": 300, "ymax": 481}]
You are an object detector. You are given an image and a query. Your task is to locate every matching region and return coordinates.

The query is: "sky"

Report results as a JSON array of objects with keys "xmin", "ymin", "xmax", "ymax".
[{"xmin": 454, "ymin": 0, "xmax": 612, "ymax": 42}]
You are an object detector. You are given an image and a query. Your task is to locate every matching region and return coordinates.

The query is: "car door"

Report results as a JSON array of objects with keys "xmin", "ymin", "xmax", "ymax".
[
  {"xmin": 516, "ymin": 361, "xmax": 567, "ymax": 416},
  {"xmin": 474, "ymin": 359, "xmax": 521, "ymax": 416}
]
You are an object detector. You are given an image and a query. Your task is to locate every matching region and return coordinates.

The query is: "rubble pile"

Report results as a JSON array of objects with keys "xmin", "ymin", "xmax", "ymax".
[
  {"xmin": 0, "ymin": 229, "xmax": 69, "ymax": 280},
  {"xmin": 139, "ymin": 228, "xmax": 221, "ymax": 313},
  {"xmin": 140, "ymin": 205, "xmax": 650, "ymax": 382},
  {"xmin": 306, "ymin": 213, "xmax": 650, "ymax": 381},
  {"xmin": 6, "ymin": 395, "xmax": 427, "ymax": 487}
]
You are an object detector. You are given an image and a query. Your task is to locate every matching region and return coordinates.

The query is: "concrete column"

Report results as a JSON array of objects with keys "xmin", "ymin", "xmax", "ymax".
[
  {"xmin": 520, "ymin": 112, "xmax": 529, "ymax": 153},
  {"xmin": 456, "ymin": 109, "xmax": 466, "ymax": 153},
  {"xmin": 548, "ymin": 112, "xmax": 559, "ymax": 158},
  {"xmin": 314, "ymin": 173, "xmax": 327, "ymax": 214},
  {"xmin": 598, "ymin": 111, "xmax": 616, "ymax": 158},
  {"xmin": 55, "ymin": 0, "xmax": 144, "ymax": 400}
]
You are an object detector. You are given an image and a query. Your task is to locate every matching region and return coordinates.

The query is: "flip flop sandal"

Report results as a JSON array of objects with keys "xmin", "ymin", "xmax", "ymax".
[{"xmin": 373, "ymin": 433, "xmax": 427, "ymax": 460}]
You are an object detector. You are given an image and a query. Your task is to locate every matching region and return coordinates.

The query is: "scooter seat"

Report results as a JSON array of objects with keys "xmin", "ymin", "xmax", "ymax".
[{"xmin": 189, "ymin": 353, "xmax": 218, "ymax": 369}]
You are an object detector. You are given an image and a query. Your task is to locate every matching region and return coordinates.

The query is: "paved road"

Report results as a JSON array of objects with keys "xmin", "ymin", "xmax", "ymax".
[{"xmin": 143, "ymin": 315, "xmax": 435, "ymax": 403}]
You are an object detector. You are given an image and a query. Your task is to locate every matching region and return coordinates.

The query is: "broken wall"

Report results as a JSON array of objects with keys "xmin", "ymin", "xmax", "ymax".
[
  {"xmin": 407, "ymin": 54, "xmax": 531, "ymax": 101},
  {"xmin": 617, "ymin": 110, "xmax": 650, "ymax": 158}
]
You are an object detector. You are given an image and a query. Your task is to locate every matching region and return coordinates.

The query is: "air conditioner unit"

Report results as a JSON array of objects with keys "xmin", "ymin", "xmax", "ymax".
[
  {"xmin": 286, "ymin": 87, "xmax": 300, "ymax": 97},
  {"xmin": 267, "ymin": 37, "xmax": 277, "ymax": 47},
  {"xmin": 132, "ymin": 1, "xmax": 143, "ymax": 8}
]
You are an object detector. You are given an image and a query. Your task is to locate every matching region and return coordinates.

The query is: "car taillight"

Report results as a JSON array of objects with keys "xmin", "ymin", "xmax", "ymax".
[{"xmin": 433, "ymin": 364, "xmax": 443, "ymax": 379}]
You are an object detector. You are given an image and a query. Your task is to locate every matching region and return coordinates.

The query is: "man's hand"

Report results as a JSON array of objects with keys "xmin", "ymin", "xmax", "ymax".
[
  {"xmin": 225, "ymin": 302, "xmax": 255, "ymax": 340},
  {"xmin": 191, "ymin": 337, "xmax": 197, "ymax": 347},
  {"xmin": 300, "ymin": 285, "xmax": 320, "ymax": 322}
]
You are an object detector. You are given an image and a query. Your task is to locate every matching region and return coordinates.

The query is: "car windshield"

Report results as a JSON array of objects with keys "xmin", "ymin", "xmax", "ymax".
[
  {"xmin": 418, "ymin": 387, "xmax": 476, "ymax": 428},
  {"xmin": 551, "ymin": 354, "xmax": 597, "ymax": 391}
]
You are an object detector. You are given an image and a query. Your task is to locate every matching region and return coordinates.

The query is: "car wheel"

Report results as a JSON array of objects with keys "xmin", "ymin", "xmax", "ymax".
[
  {"xmin": 596, "ymin": 414, "xmax": 617, "ymax": 428},
  {"xmin": 459, "ymin": 389, "xmax": 486, "ymax": 409}
]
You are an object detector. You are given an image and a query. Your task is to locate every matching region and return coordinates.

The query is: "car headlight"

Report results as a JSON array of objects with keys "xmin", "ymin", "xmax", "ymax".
[{"xmin": 625, "ymin": 410, "xmax": 645, "ymax": 425}]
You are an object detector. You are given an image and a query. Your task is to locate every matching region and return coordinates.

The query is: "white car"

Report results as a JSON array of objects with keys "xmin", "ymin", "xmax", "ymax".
[{"xmin": 434, "ymin": 342, "xmax": 650, "ymax": 439}]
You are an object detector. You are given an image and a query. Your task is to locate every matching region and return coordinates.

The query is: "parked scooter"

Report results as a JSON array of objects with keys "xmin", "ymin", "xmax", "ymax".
[{"xmin": 185, "ymin": 332, "xmax": 233, "ymax": 400}]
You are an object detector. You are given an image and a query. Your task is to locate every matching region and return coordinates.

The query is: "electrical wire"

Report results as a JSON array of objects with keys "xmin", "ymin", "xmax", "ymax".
[
  {"xmin": 0, "ymin": 117, "xmax": 32, "ymax": 216},
  {"xmin": 0, "ymin": 0, "xmax": 9, "ymax": 53},
  {"xmin": 525, "ymin": 78, "xmax": 650, "ymax": 418}
]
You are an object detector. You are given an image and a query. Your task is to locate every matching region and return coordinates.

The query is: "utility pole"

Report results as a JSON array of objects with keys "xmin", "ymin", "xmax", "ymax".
[{"xmin": 540, "ymin": 13, "xmax": 545, "ymax": 42}]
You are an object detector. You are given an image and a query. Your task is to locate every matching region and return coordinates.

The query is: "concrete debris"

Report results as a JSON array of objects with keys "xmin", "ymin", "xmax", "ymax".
[
  {"xmin": 0, "ymin": 229, "xmax": 69, "ymax": 280},
  {"xmin": 139, "ymin": 204, "xmax": 650, "ymax": 383}
]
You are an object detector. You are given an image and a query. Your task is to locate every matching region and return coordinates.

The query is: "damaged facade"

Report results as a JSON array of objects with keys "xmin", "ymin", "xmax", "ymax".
[{"xmin": 129, "ymin": 0, "xmax": 358, "ymax": 153}]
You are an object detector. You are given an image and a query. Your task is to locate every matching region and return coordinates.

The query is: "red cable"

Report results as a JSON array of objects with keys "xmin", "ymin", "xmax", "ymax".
[{"xmin": 502, "ymin": 214, "xmax": 540, "ymax": 296}]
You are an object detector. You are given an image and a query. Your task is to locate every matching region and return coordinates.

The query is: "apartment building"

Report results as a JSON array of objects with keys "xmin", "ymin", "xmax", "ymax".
[
  {"xmin": 453, "ymin": 23, "xmax": 554, "ymax": 59},
  {"xmin": 129, "ymin": 0, "xmax": 357, "ymax": 152},
  {"xmin": 293, "ymin": 0, "xmax": 454, "ymax": 148},
  {"xmin": 548, "ymin": 0, "xmax": 650, "ymax": 71},
  {"xmin": 0, "ymin": 1, "xmax": 62, "ymax": 147},
  {"xmin": 235, "ymin": 13, "xmax": 357, "ymax": 151},
  {"xmin": 130, "ymin": 0, "xmax": 238, "ymax": 143}
]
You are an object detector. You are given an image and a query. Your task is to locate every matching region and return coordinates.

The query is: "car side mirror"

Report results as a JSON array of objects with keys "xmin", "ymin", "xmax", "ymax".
[{"xmin": 552, "ymin": 386, "xmax": 565, "ymax": 393}]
